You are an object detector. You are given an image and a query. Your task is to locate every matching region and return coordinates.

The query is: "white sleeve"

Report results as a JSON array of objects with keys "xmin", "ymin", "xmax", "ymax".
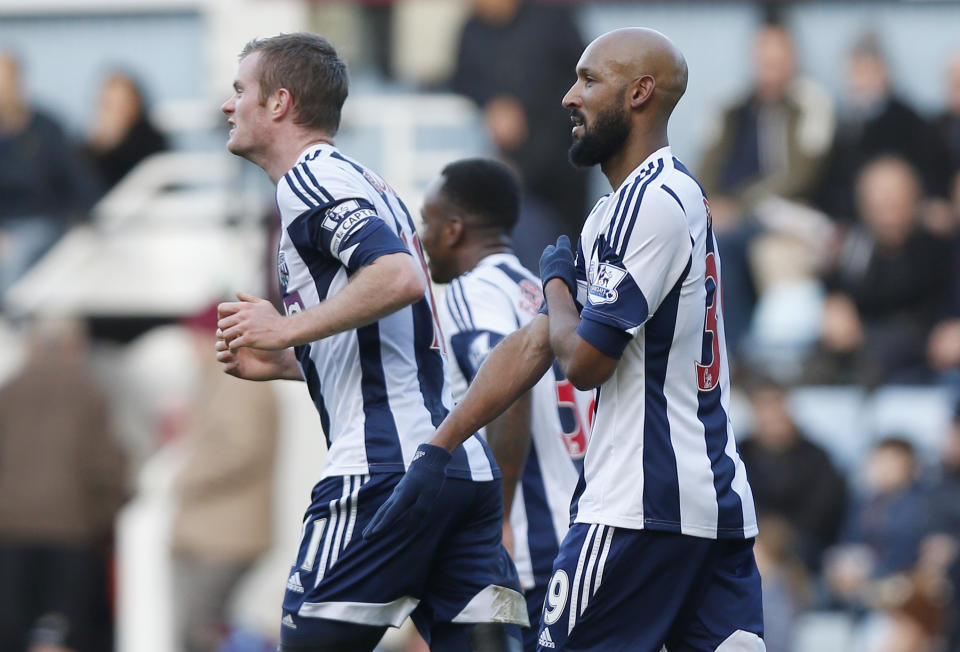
[{"xmin": 580, "ymin": 186, "xmax": 693, "ymax": 336}]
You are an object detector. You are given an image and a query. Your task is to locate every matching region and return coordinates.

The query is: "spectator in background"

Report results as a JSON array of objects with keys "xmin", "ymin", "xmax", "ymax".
[
  {"xmin": 927, "ymin": 168, "xmax": 960, "ymax": 383},
  {"xmin": 929, "ymin": 51, "xmax": 960, "ymax": 199},
  {"xmin": 171, "ymin": 304, "xmax": 278, "ymax": 652},
  {"xmin": 0, "ymin": 52, "xmax": 96, "ymax": 297},
  {"xmin": 816, "ymin": 32, "xmax": 936, "ymax": 222},
  {"xmin": 698, "ymin": 20, "xmax": 833, "ymax": 354},
  {"xmin": 827, "ymin": 438, "xmax": 928, "ymax": 596},
  {"xmin": 699, "ymin": 20, "xmax": 834, "ymax": 223},
  {"xmin": 450, "ymin": 0, "xmax": 587, "ymax": 270},
  {"xmin": 826, "ymin": 438, "xmax": 939, "ymax": 650},
  {"xmin": 0, "ymin": 316, "xmax": 129, "ymax": 652},
  {"xmin": 924, "ymin": 400, "xmax": 960, "ymax": 648},
  {"xmin": 738, "ymin": 377, "xmax": 847, "ymax": 570},
  {"xmin": 809, "ymin": 156, "xmax": 955, "ymax": 386},
  {"xmin": 83, "ymin": 70, "xmax": 167, "ymax": 198},
  {"xmin": 753, "ymin": 516, "xmax": 811, "ymax": 652}
]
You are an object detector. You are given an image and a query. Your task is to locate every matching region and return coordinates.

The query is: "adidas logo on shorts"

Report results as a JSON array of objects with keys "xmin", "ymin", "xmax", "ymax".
[
  {"xmin": 282, "ymin": 614, "xmax": 297, "ymax": 629},
  {"xmin": 538, "ymin": 627, "xmax": 556, "ymax": 648},
  {"xmin": 287, "ymin": 571, "xmax": 304, "ymax": 593}
]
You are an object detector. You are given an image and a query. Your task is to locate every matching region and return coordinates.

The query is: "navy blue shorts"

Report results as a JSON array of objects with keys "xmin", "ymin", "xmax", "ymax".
[
  {"xmin": 534, "ymin": 525, "xmax": 765, "ymax": 651},
  {"xmin": 280, "ymin": 473, "xmax": 527, "ymax": 647}
]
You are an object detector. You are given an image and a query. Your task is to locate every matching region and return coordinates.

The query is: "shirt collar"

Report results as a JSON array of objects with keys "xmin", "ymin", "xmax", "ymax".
[
  {"xmin": 295, "ymin": 141, "xmax": 337, "ymax": 166},
  {"xmin": 613, "ymin": 145, "xmax": 672, "ymax": 194}
]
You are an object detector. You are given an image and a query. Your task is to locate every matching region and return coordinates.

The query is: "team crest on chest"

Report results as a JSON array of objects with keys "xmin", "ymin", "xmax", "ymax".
[{"xmin": 587, "ymin": 262, "xmax": 627, "ymax": 305}]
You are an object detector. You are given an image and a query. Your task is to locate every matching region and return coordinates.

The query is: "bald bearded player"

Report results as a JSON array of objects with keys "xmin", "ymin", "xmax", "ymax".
[{"xmin": 366, "ymin": 28, "xmax": 765, "ymax": 651}]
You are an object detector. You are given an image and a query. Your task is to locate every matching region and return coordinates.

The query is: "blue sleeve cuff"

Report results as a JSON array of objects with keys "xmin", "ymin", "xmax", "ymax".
[
  {"xmin": 349, "ymin": 244, "xmax": 411, "ymax": 271},
  {"xmin": 345, "ymin": 220, "xmax": 411, "ymax": 271},
  {"xmin": 577, "ymin": 315, "xmax": 632, "ymax": 359}
]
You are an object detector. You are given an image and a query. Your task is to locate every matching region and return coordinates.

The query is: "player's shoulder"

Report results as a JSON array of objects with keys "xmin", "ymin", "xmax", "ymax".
[
  {"xmin": 301, "ymin": 151, "xmax": 377, "ymax": 201},
  {"xmin": 662, "ymin": 155, "xmax": 707, "ymax": 201},
  {"xmin": 278, "ymin": 150, "xmax": 382, "ymax": 215},
  {"xmin": 448, "ymin": 261, "xmax": 521, "ymax": 312},
  {"xmin": 447, "ymin": 266, "xmax": 504, "ymax": 306}
]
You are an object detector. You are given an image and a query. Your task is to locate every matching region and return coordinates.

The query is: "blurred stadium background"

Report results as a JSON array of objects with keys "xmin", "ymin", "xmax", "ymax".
[{"xmin": 1, "ymin": 1, "xmax": 960, "ymax": 651}]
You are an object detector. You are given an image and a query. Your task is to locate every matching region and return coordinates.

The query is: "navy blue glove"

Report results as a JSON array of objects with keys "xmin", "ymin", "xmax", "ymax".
[
  {"xmin": 363, "ymin": 443, "xmax": 451, "ymax": 541},
  {"xmin": 539, "ymin": 235, "xmax": 578, "ymax": 300}
]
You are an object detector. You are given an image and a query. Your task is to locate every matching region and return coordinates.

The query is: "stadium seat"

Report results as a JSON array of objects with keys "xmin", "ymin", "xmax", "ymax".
[
  {"xmin": 863, "ymin": 385, "xmax": 957, "ymax": 465},
  {"xmin": 787, "ymin": 386, "xmax": 869, "ymax": 471}
]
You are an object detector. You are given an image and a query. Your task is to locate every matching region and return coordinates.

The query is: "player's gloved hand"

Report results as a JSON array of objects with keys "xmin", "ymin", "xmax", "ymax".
[
  {"xmin": 539, "ymin": 235, "xmax": 577, "ymax": 300},
  {"xmin": 363, "ymin": 443, "xmax": 451, "ymax": 541}
]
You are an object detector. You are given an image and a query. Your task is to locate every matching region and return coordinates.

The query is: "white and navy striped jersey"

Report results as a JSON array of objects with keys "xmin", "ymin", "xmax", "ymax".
[
  {"xmin": 276, "ymin": 143, "xmax": 498, "ymax": 481},
  {"xmin": 438, "ymin": 253, "xmax": 592, "ymax": 591},
  {"xmin": 570, "ymin": 146, "xmax": 758, "ymax": 539}
]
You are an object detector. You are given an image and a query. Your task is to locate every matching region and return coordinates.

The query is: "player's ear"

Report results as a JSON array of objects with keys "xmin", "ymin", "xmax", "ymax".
[
  {"xmin": 271, "ymin": 87, "xmax": 293, "ymax": 121},
  {"xmin": 446, "ymin": 216, "xmax": 465, "ymax": 247},
  {"xmin": 629, "ymin": 75, "xmax": 656, "ymax": 109}
]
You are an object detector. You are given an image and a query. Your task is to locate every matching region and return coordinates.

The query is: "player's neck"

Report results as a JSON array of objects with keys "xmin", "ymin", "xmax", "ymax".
[
  {"xmin": 458, "ymin": 238, "xmax": 513, "ymax": 277},
  {"xmin": 601, "ymin": 127, "xmax": 669, "ymax": 190},
  {"xmin": 264, "ymin": 131, "xmax": 335, "ymax": 184}
]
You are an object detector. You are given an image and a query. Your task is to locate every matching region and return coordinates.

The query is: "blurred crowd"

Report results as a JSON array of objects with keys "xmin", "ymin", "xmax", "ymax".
[
  {"xmin": 0, "ymin": 51, "xmax": 167, "ymax": 297},
  {"xmin": 703, "ymin": 22, "xmax": 960, "ymax": 390},
  {"xmin": 696, "ymin": 13, "xmax": 960, "ymax": 650},
  {"xmin": 1, "ymin": 1, "xmax": 960, "ymax": 651}
]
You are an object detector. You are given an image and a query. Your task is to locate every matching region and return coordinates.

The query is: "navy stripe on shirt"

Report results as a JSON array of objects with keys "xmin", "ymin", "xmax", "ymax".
[
  {"xmin": 613, "ymin": 159, "xmax": 665, "ymax": 258},
  {"xmin": 284, "ymin": 172, "xmax": 317, "ymax": 208},
  {"xmin": 522, "ymin": 445, "xmax": 562, "ymax": 586},
  {"xmin": 672, "ymin": 157, "xmax": 707, "ymax": 197},
  {"xmin": 603, "ymin": 178, "xmax": 637, "ymax": 255},
  {"xmin": 299, "ymin": 163, "xmax": 335, "ymax": 203},
  {"xmin": 444, "ymin": 286, "xmax": 468, "ymax": 332},
  {"xmin": 356, "ymin": 321, "xmax": 405, "ymax": 469},
  {"xmin": 297, "ymin": 344, "xmax": 331, "ymax": 446},
  {"xmin": 290, "ymin": 166, "xmax": 328, "ymax": 206},
  {"xmin": 411, "ymin": 296, "xmax": 449, "ymax": 428},
  {"xmin": 661, "ymin": 184, "xmax": 684, "ymax": 212},
  {"xmin": 452, "ymin": 279, "xmax": 476, "ymax": 329},
  {"xmin": 639, "ymin": 257, "xmax": 690, "ymax": 532}
]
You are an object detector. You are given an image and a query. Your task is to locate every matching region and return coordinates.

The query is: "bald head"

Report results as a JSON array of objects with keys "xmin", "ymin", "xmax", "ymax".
[
  {"xmin": 583, "ymin": 28, "xmax": 688, "ymax": 115},
  {"xmin": 563, "ymin": 28, "xmax": 687, "ymax": 179}
]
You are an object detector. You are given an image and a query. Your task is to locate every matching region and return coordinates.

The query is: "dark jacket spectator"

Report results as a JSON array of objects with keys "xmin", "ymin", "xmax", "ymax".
[
  {"xmin": 929, "ymin": 52, "xmax": 960, "ymax": 198},
  {"xmin": 739, "ymin": 381, "xmax": 847, "ymax": 569},
  {"xmin": 700, "ymin": 23, "xmax": 834, "ymax": 217},
  {"xmin": 812, "ymin": 157, "xmax": 955, "ymax": 385},
  {"xmin": 816, "ymin": 33, "xmax": 937, "ymax": 221},
  {"xmin": 450, "ymin": 0, "xmax": 587, "ymax": 255},
  {"xmin": 0, "ymin": 52, "xmax": 96, "ymax": 295},
  {"xmin": 83, "ymin": 70, "xmax": 167, "ymax": 196}
]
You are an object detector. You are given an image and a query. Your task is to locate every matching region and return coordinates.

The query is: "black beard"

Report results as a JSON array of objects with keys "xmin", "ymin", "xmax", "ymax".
[{"xmin": 568, "ymin": 103, "xmax": 630, "ymax": 168}]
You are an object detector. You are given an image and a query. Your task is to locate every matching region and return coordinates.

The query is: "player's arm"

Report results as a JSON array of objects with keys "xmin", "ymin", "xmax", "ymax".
[
  {"xmin": 485, "ymin": 392, "xmax": 531, "ymax": 539},
  {"xmin": 431, "ymin": 315, "xmax": 554, "ymax": 452},
  {"xmin": 544, "ymin": 278, "xmax": 618, "ymax": 390},
  {"xmin": 219, "ymin": 191, "xmax": 425, "ymax": 350},
  {"xmin": 539, "ymin": 236, "xmax": 618, "ymax": 390},
  {"xmin": 548, "ymin": 193, "xmax": 694, "ymax": 391},
  {"xmin": 365, "ymin": 315, "xmax": 552, "ymax": 541},
  {"xmin": 218, "ymin": 254, "xmax": 424, "ymax": 351}
]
